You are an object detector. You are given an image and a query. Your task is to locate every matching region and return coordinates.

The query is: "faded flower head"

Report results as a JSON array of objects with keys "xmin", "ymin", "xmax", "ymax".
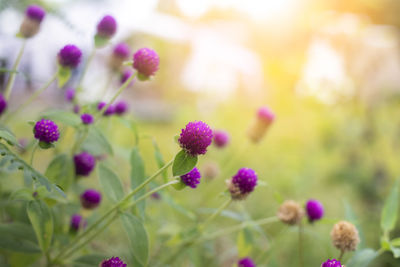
[
  {"xmin": 202, "ymin": 161, "xmax": 220, "ymax": 180},
  {"xmin": 213, "ymin": 130, "xmax": 230, "ymax": 148},
  {"xmin": 277, "ymin": 200, "xmax": 304, "ymax": 225},
  {"xmin": 34, "ymin": 119, "xmax": 59, "ymax": 143},
  {"xmin": 80, "ymin": 189, "xmax": 102, "ymax": 209},
  {"xmin": 228, "ymin": 168, "xmax": 258, "ymax": 200},
  {"xmin": 180, "ymin": 167, "xmax": 202, "ymax": 188},
  {"xmin": 0, "ymin": 93, "xmax": 7, "ymax": 115},
  {"xmin": 247, "ymin": 106, "xmax": 275, "ymax": 143},
  {"xmin": 74, "ymin": 152, "xmax": 96, "ymax": 176},
  {"xmin": 133, "ymin": 48, "xmax": 159, "ymax": 80},
  {"xmin": 331, "ymin": 221, "xmax": 360, "ymax": 252},
  {"xmin": 178, "ymin": 121, "xmax": 213, "ymax": 156},
  {"xmin": 26, "ymin": 5, "xmax": 46, "ymax": 22},
  {"xmin": 70, "ymin": 214, "xmax": 86, "ymax": 231},
  {"xmin": 101, "ymin": 257, "xmax": 127, "ymax": 267},
  {"xmin": 81, "ymin": 113, "xmax": 94, "ymax": 125},
  {"xmin": 20, "ymin": 5, "xmax": 46, "ymax": 38},
  {"xmin": 97, "ymin": 102, "xmax": 115, "ymax": 116},
  {"xmin": 58, "ymin": 44, "xmax": 82, "ymax": 69},
  {"xmin": 238, "ymin": 257, "xmax": 256, "ymax": 267},
  {"xmin": 115, "ymin": 101, "xmax": 128, "ymax": 115},
  {"xmin": 321, "ymin": 259, "xmax": 343, "ymax": 267},
  {"xmin": 96, "ymin": 15, "xmax": 117, "ymax": 38},
  {"xmin": 306, "ymin": 199, "xmax": 324, "ymax": 222},
  {"xmin": 65, "ymin": 88, "xmax": 75, "ymax": 102}
]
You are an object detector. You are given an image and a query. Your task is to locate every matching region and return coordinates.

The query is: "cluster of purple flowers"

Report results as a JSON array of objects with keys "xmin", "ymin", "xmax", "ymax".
[{"xmin": 97, "ymin": 101, "xmax": 129, "ymax": 116}]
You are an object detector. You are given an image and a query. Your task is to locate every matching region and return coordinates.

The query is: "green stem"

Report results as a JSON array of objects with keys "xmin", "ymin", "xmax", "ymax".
[
  {"xmin": 299, "ymin": 222, "xmax": 304, "ymax": 267},
  {"xmin": 199, "ymin": 198, "xmax": 232, "ymax": 231},
  {"xmin": 100, "ymin": 74, "xmax": 114, "ymax": 99},
  {"xmin": 338, "ymin": 249, "xmax": 345, "ymax": 262},
  {"xmin": 29, "ymin": 142, "xmax": 38, "ymax": 166},
  {"xmin": 4, "ymin": 40, "xmax": 26, "ymax": 100}
]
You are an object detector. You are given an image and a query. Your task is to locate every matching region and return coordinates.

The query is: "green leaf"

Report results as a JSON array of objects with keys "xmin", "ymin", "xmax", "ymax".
[
  {"xmin": 94, "ymin": 34, "xmax": 110, "ymax": 48},
  {"xmin": 172, "ymin": 179, "xmax": 187, "ymax": 190},
  {"xmin": 10, "ymin": 188, "xmax": 34, "ymax": 201},
  {"xmin": 381, "ymin": 179, "xmax": 399, "ymax": 234},
  {"xmin": 45, "ymin": 154, "xmax": 74, "ymax": 191},
  {"xmin": 391, "ymin": 237, "xmax": 400, "ymax": 247},
  {"xmin": 72, "ymin": 254, "xmax": 106, "ymax": 267},
  {"xmin": 346, "ymin": 248, "xmax": 379, "ymax": 267},
  {"xmin": 130, "ymin": 147, "xmax": 146, "ymax": 217},
  {"xmin": 390, "ymin": 245, "xmax": 400, "ymax": 258},
  {"xmin": 57, "ymin": 65, "xmax": 71, "ymax": 88},
  {"xmin": 26, "ymin": 200, "xmax": 54, "ymax": 252},
  {"xmin": 0, "ymin": 222, "xmax": 41, "ymax": 253},
  {"xmin": 152, "ymin": 139, "xmax": 167, "ymax": 182},
  {"xmin": 39, "ymin": 141, "xmax": 54, "ymax": 149},
  {"xmin": 82, "ymin": 127, "xmax": 113, "ymax": 156},
  {"xmin": 98, "ymin": 163, "xmax": 124, "ymax": 202},
  {"xmin": 0, "ymin": 129, "xmax": 18, "ymax": 146},
  {"xmin": 120, "ymin": 213, "xmax": 149, "ymax": 266},
  {"xmin": 41, "ymin": 109, "xmax": 81, "ymax": 127},
  {"xmin": 237, "ymin": 229, "xmax": 252, "ymax": 258},
  {"xmin": 172, "ymin": 150, "xmax": 198, "ymax": 177}
]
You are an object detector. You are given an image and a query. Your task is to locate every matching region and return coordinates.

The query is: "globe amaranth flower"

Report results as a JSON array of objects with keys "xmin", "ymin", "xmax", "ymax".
[
  {"xmin": 80, "ymin": 189, "xmax": 102, "ymax": 209},
  {"xmin": 34, "ymin": 119, "xmax": 59, "ymax": 144},
  {"xmin": 331, "ymin": 221, "xmax": 360, "ymax": 253},
  {"xmin": 70, "ymin": 214, "xmax": 87, "ymax": 232},
  {"xmin": 213, "ymin": 130, "xmax": 230, "ymax": 148},
  {"xmin": 238, "ymin": 257, "xmax": 256, "ymax": 267},
  {"xmin": 73, "ymin": 104, "xmax": 80, "ymax": 114},
  {"xmin": 321, "ymin": 259, "xmax": 343, "ymax": 267},
  {"xmin": 178, "ymin": 121, "xmax": 213, "ymax": 156},
  {"xmin": 115, "ymin": 101, "xmax": 128, "ymax": 115},
  {"xmin": 120, "ymin": 69, "xmax": 135, "ymax": 86},
  {"xmin": 58, "ymin": 44, "xmax": 82, "ymax": 69},
  {"xmin": 0, "ymin": 93, "xmax": 7, "ymax": 115},
  {"xmin": 247, "ymin": 106, "xmax": 275, "ymax": 143},
  {"xmin": 306, "ymin": 199, "xmax": 324, "ymax": 222},
  {"xmin": 277, "ymin": 200, "xmax": 304, "ymax": 225},
  {"xmin": 100, "ymin": 257, "xmax": 127, "ymax": 267},
  {"xmin": 81, "ymin": 113, "xmax": 94, "ymax": 125},
  {"xmin": 96, "ymin": 15, "xmax": 117, "ymax": 39},
  {"xmin": 98, "ymin": 102, "xmax": 115, "ymax": 116},
  {"xmin": 133, "ymin": 48, "xmax": 159, "ymax": 80},
  {"xmin": 19, "ymin": 5, "xmax": 46, "ymax": 38},
  {"xmin": 227, "ymin": 168, "xmax": 258, "ymax": 200},
  {"xmin": 180, "ymin": 167, "xmax": 201, "ymax": 188},
  {"xmin": 64, "ymin": 88, "xmax": 75, "ymax": 102},
  {"xmin": 74, "ymin": 152, "xmax": 96, "ymax": 176},
  {"xmin": 109, "ymin": 42, "xmax": 130, "ymax": 70}
]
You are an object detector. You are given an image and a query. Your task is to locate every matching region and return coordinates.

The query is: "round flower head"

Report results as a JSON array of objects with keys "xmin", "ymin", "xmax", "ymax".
[
  {"xmin": 64, "ymin": 88, "xmax": 75, "ymax": 102},
  {"xmin": 97, "ymin": 15, "xmax": 117, "ymax": 38},
  {"xmin": 0, "ymin": 93, "xmax": 7, "ymax": 115},
  {"xmin": 331, "ymin": 221, "xmax": 360, "ymax": 253},
  {"xmin": 213, "ymin": 130, "xmax": 230, "ymax": 148},
  {"xmin": 97, "ymin": 102, "xmax": 115, "ymax": 116},
  {"xmin": 257, "ymin": 106, "xmax": 275, "ymax": 123},
  {"xmin": 70, "ymin": 214, "xmax": 86, "ymax": 232},
  {"xmin": 120, "ymin": 69, "xmax": 135, "ymax": 86},
  {"xmin": 232, "ymin": 168, "xmax": 258, "ymax": 194},
  {"xmin": 26, "ymin": 5, "xmax": 46, "ymax": 22},
  {"xmin": 74, "ymin": 152, "xmax": 96, "ymax": 176},
  {"xmin": 321, "ymin": 259, "xmax": 343, "ymax": 267},
  {"xmin": 101, "ymin": 257, "xmax": 127, "ymax": 267},
  {"xmin": 133, "ymin": 48, "xmax": 159, "ymax": 80},
  {"xmin": 80, "ymin": 189, "xmax": 102, "ymax": 209},
  {"xmin": 73, "ymin": 104, "xmax": 80, "ymax": 114},
  {"xmin": 34, "ymin": 119, "xmax": 59, "ymax": 144},
  {"xmin": 277, "ymin": 200, "xmax": 304, "ymax": 225},
  {"xmin": 306, "ymin": 199, "xmax": 324, "ymax": 222},
  {"xmin": 180, "ymin": 167, "xmax": 201, "ymax": 188},
  {"xmin": 115, "ymin": 101, "xmax": 128, "ymax": 115},
  {"xmin": 247, "ymin": 106, "xmax": 275, "ymax": 143},
  {"xmin": 81, "ymin": 113, "xmax": 94, "ymax": 125},
  {"xmin": 178, "ymin": 121, "xmax": 213, "ymax": 156},
  {"xmin": 113, "ymin": 43, "xmax": 130, "ymax": 59},
  {"xmin": 58, "ymin": 45, "xmax": 82, "ymax": 69},
  {"xmin": 238, "ymin": 257, "xmax": 256, "ymax": 267}
]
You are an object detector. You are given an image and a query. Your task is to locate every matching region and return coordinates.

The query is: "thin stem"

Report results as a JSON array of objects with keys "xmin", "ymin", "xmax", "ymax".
[
  {"xmin": 299, "ymin": 222, "xmax": 304, "ymax": 267},
  {"xmin": 338, "ymin": 250, "xmax": 345, "ymax": 262},
  {"xmin": 199, "ymin": 198, "xmax": 232, "ymax": 231},
  {"xmin": 29, "ymin": 142, "xmax": 38, "ymax": 166},
  {"xmin": 76, "ymin": 49, "xmax": 96, "ymax": 92},
  {"xmin": 4, "ymin": 40, "xmax": 26, "ymax": 100},
  {"xmin": 100, "ymin": 74, "xmax": 114, "ymax": 99}
]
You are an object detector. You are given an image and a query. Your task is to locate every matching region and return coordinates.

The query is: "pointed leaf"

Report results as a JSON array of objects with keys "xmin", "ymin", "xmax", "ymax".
[
  {"xmin": 82, "ymin": 127, "xmax": 113, "ymax": 156},
  {"xmin": 41, "ymin": 110, "xmax": 81, "ymax": 127},
  {"xmin": 172, "ymin": 150, "xmax": 197, "ymax": 176},
  {"xmin": 45, "ymin": 154, "xmax": 74, "ymax": 191},
  {"xmin": 381, "ymin": 180, "xmax": 399, "ymax": 234},
  {"xmin": 0, "ymin": 222, "xmax": 41, "ymax": 253},
  {"xmin": 130, "ymin": 147, "xmax": 146, "ymax": 217},
  {"xmin": 346, "ymin": 248, "xmax": 379, "ymax": 267},
  {"xmin": 98, "ymin": 163, "xmax": 124, "ymax": 202},
  {"xmin": 26, "ymin": 200, "xmax": 54, "ymax": 252}
]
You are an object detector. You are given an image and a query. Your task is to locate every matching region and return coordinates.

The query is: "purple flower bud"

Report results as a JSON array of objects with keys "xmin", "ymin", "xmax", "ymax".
[
  {"xmin": 180, "ymin": 167, "xmax": 201, "ymax": 188},
  {"xmin": 115, "ymin": 101, "xmax": 128, "ymax": 115},
  {"xmin": 97, "ymin": 102, "xmax": 115, "ymax": 116},
  {"xmin": 100, "ymin": 257, "xmax": 127, "ymax": 267},
  {"xmin": 26, "ymin": 5, "xmax": 46, "ymax": 22},
  {"xmin": 64, "ymin": 88, "xmax": 75, "ymax": 102},
  {"xmin": 133, "ymin": 48, "xmax": 159, "ymax": 80},
  {"xmin": 81, "ymin": 113, "xmax": 94, "ymax": 125},
  {"xmin": 151, "ymin": 192, "xmax": 161, "ymax": 200},
  {"xmin": 74, "ymin": 152, "xmax": 96, "ymax": 176},
  {"xmin": 34, "ymin": 119, "xmax": 59, "ymax": 143},
  {"xmin": 120, "ymin": 69, "xmax": 135, "ymax": 85},
  {"xmin": 73, "ymin": 104, "xmax": 80, "ymax": 114},
  {"xmin": 96, "ymin": 15, "xmax": 117, "ymax": 39},
  {"xmin": 113, "ymin": 43, "xmax": 130, "ymax": 59},
  {"xmin": 321, "ymin": 259, "xmax": 342, "ymax": 267},
  {"xmin": 70, "ymin": 214, "xmax": 87, "ymax": 231},
  {"xmin": 238, "ymin": 257, "xmax": 256, "ymax": 267},
  {"xmin": 247, "ymin": 106, "xmax": 275, "ymax": 143},
  {"xmin": 80, "ymin": 189, "xmax": 102, "ymax": 209},
  {"xmin": 306, "ymin": 199, "xmax": 324, "ymax": 222},
  {"xmin": 228, "ymin": 168, "xmax": 257, "ymax": 200},
  {"xmin": 213, "ymin": 130, "xmax": 229, "ymax": 148},
  {"xmin": 58, "ymin": 44, "xmax": 82, "ymax": 69},
  {"xmin": 257, "ymin": 106, "xmax": 275, "ymax": 123},
  {"xmin": 0, "ymin": 93, "xmax": 7, "ymax": 115},
  {"xmin": 178, "ymin": 121, "xmax": 213, "ymax": 156}
]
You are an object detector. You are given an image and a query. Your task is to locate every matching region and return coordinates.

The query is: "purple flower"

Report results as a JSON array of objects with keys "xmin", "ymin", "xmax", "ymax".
[
  {"xmin": 101, "ymin": 257, "xmax": 127, "ymax": 267},
  {"xmin": 133, "ymin": 48, "xmax": 159, "ymax": 80},
  {"xmin": 74, "ymin": 152, "xmax": 96, "ymax": 176},
  {"xmin": 115, "ymin": 101, "xmax": 128, "ymax": 115},
  {"xmin": 321, "ymin": 259, "xmax": 342, "ymax": 267},
  {"xmin": 97, "ymin": 15, "xmax": 117, "ymax": 38},
  {"xmin": 232, "ymin": 168, "xmax": 258, "ymax": 194},
  {"xmin": 120, "ymin": 69, "xmax": 135, "ymax": 85},
  {"xmin": 64, "ymin": 88, "xmax": 75, "ymax": 102},
  {"xmin": 306, "ymin": 199, "xmax": 324, "ymax": 222},
  {"xmin": 113, "ymin": 43, "xmax": 130, "ymax": 59},
  {"xmin": 180, "ymin": 168, "xmax": 201, "ymax": 188},
  {"xmin": 178, "ymin": 121, "xmax": 213, "ymax": 156},
  {"xmin": 26, "ymin": 5, "xmax": 46, "ymax": 22},
  {"xmin": 238, "ymin": 257, "xmax": 256, "ymax": 267},
  {"xmin": 81, "ymin": 113, "xmax": 94, "ymax": 125},
  {"xmin": 34, "ymin": 119, "xmax": 59, "ymax": 143},
  {"xmin": 58, "ymin": 44, "xmax": 82, "ymax": 69},
  {"xmin": 257, "ymin": 106, "xmax": 275, "ymax": 123},
  {"xmin": 80, "ymin": 189, "xmax": 102, "ymax": 209},
  {"xmin": 0, "ymin": 93, "xmax": 7, "ymax": 115},
  {"xmin": 73, "ymin": 104, "xmax": 80, "ymax": 114},
  {"xmin": 97, "ymin": 102, "xmax": 115, "ymax": 116},
  {"xmin": 213, "ymin": 130, "xmax": 229, "ymax": 148},
  {"xmin": 70, "ymin": 214, "xmax": 86, "ymax": 231}
]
